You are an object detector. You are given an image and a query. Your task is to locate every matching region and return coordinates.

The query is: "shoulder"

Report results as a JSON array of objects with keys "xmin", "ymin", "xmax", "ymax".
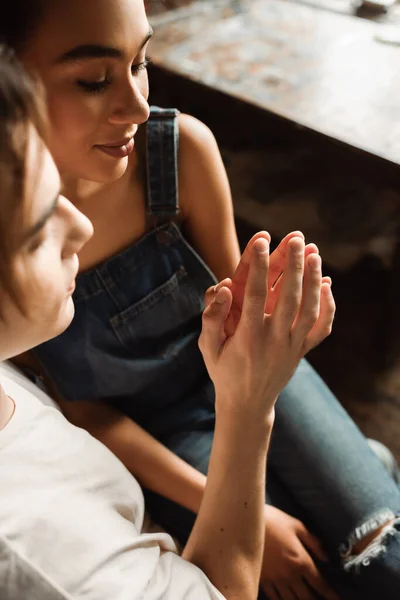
[
  {"xmin": 177, "ymin": 114, "xmax": 227, "ymax": 220},
  {"xmin": 178, "ymin": 113, "xmax": 218, "ymax": 158}
]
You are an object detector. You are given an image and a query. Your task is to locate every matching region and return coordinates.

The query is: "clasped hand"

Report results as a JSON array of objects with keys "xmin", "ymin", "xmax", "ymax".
[{"xmin": 199, "ymin": 231, "xmax": 335, "ymax": 419}]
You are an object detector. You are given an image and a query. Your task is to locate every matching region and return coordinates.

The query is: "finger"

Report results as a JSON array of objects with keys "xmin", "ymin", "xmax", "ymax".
[
  {"xmin": 279, "ymin": 584, "xmax": 297, "ymax": 600},
  {"xmin": 227, "ymin": 232, "xmax": 270, "ymax": 319},
  {"xmin": 240, "ymin": 237, "xmax": 270, "ymax": 330},
  {"xmin": 261, "ymin": 584, "xmax": 281, "ymax": 600},
  {"xmin": 204, "ymin": 278, "xmax": 232, "ymax": 308},
  {"xmin": 290, "ymin": 580, "xmax": 315, "ymax": 600},
  {"xmin": 304, "ymin": 282, "xmax": 335, "ymax": 352},
  {"xmin": 237, "ymin": 231, "xmax": 271, "ymax": 268},
  {"xmin": 272, "ymin": 269, "xmax": 330, "ymax": 330},
  {"xmin": 199, "ymin": 287, "xmax": 232, "ymax": 361},
  {"xmin": 265, "ymin": 243, "xmax": 322, "ymax": 314},
  {"xmin": 268, "ymin": 231, "xmax": 305, "ymax": 287},
  {"xmin": 265, "ymin": 272, "xmax": 282, "ymax": 314},
  {"xmin": 267, "ymin": 242, "xmax": 318, "ymax": 314},
  {"xmin": 297, "ymin": 526, "xmax": 328, "ymax": 562},
  {"xmin": 231, "ymin": 231, "xmax": 271, "ymax": 292},
  {"xmin": 273, "ymin": 237, "xmax": 305, "ymax": 333},
  {"xmin": 306, "ymin": 566, "xmax": 341, "ymax": 600},
  {"xmin": 294, "ymin": 532, "xmax": 339, "ymax": 600},
  {"xmin": 292, "ymin": 253, "xmax": 321, "ymax": 341},
  {"xmin": 305, "ymin": 243, "xmax": 319, "ymax": 257}
]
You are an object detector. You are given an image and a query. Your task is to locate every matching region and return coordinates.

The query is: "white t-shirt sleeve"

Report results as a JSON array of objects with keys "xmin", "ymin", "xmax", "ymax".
[
  {"xmin": 0, "ymin": 362, "xmax": 226, "ymax": 600},
  {"xmin": 147, "ymin": 551, "xmax": 227, "ymax": 600}
]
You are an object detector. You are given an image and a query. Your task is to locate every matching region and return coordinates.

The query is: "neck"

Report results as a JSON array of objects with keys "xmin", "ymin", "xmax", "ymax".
[
  {"xmin": 61, "ymin": 176, "xmax": 111, "ymax": 206},
  {"xmin": 61, "ymin": 155, "xmax": 138, "ymax": 208},
  {"xmin": 0, "ymin": 382, "xmax": 15, "ymax": 431}
]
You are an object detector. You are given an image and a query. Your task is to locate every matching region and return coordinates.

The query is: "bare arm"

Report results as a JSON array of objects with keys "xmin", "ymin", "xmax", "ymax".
[
  {"xmin": 182, "ymin": 409, "xmax": 272, "ymax": 600},
  {"xmin": 183, "ymin": 236, "xmax": 333, "ymax": 599},
  {"xmin": 178, "ymin": 114, "xmax": 241, "ymax": 280}
]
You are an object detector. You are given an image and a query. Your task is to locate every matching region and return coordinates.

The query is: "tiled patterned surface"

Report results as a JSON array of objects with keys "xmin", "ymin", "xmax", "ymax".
[
  {"xmin": 147, "ymin": 1, "xmax": 400, "ymax": 460},
  {"xmin": 148, "ymin": 0, "xmax": 400, "ymax": 164}
]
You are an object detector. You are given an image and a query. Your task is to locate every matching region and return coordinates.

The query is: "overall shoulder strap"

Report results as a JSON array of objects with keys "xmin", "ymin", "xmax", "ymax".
[{"xmin": 145, "ymin": 106, "xmax": 180, "ymax": 227}]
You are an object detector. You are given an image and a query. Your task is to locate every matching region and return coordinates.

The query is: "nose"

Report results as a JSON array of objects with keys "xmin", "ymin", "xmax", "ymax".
[
  {"xmin": 108, "ymin": 74, "xmax": 150, "ymax": 127},
  {"xmin": 60, "ymin": 196, "xmax": 93, "ymax": 258}
]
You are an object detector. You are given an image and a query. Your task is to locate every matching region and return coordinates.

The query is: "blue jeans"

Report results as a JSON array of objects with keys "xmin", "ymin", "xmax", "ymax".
[{"xmin": 145, "ymin": 360, "xmax": 400, "ymax": 599}]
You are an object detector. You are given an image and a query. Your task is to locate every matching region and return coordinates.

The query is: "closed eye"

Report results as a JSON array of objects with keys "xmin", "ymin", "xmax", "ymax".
[
  {"xmin": 77, "ymin": 77, "xmax": 112, "ymax": 94},
  {"xmin": 131, "ymin": 57, "xmax": 151, "ymax": 75},
  {"xmin": 77, "ymin": 58, "xmax": 151, "ymax": 94}
]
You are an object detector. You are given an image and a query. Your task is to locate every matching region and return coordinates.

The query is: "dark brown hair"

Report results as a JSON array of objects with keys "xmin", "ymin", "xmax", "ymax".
[
  {"xmin": 0, "ymin": 1, "xmax": 45, "ymax": 52},
  {"xmin": 0, "ymin": 45, "xmax": 46, "ymax": 304}
]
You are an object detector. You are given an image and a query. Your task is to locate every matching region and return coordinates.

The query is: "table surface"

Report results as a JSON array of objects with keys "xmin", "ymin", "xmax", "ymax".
[{"xmin": 148, "ymin": 0, "xmax": 400, "ymax": 165}]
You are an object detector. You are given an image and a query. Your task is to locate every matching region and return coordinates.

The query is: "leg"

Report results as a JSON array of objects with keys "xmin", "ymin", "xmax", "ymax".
[{"xmin": 269, "ymin": 359, "xmax": 400, "ymax": 597}]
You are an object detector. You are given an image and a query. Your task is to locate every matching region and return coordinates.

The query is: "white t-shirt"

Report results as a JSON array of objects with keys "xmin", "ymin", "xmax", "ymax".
[{"xmin": 0, "ymin": 362, "xmax": 225, "ymax": 600}]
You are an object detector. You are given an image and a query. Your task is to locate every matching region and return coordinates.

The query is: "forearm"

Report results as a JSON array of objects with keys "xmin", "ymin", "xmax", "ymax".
[{"xmin": 183, "ymin": 409, "xmax": 274, "ymax": 600}]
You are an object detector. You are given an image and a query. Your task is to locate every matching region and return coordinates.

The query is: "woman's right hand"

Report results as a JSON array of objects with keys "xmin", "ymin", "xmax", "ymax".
[
  {"xmin": 261, "ymin": 506, "xmax": 340, "ymax": 600},
  {"xmin": 199, "ymin": 234, "xmax": 335, "ymax": 420}
]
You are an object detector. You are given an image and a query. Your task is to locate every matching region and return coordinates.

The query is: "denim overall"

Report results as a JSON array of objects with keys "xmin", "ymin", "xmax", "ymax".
[
  {"xmin": 33, "ymin": 107, "xmax": 217, "ymax": 440},
  {"xmin": 32, "ymin": 107, "xmax": 400, "ymax": 600}
]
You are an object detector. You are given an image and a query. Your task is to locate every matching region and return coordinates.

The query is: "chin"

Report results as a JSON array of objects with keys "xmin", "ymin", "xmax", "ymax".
[
  {"xmin": 60, "ymin": 154, "xmax": 129, "ymax": 184},
  {"xmin": 87, "ymin": 155, "xmax": 129, "ymax": 183},
  {"xmin": 51, "ymin": 297, "xmax": 76, "ymax": 340}
]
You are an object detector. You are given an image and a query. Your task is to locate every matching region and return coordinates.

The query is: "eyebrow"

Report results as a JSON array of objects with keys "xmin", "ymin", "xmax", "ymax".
[
  {"xmin": 57, "ymin": 27, "xmax": 153, "ymax": 63},
  {"xmin": 24, "ymin": 192, "xmax": 60, "ymax": 242}
]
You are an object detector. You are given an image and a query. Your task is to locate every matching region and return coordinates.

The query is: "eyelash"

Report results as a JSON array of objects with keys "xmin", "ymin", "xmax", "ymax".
[
  {"xmin": 28, "ymin": 236, "xmax": 45, "ymax": 253},
  {"xmin": 77, "ymin": 58, "xmax": 151, "ymax": 94}
]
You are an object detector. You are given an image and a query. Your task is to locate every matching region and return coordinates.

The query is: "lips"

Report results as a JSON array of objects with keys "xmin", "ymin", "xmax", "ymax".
[
  {"xmin": 66, "ymin": 257, "xmax": 79, "ymax": 295},
  {"xmin": 95, "ymin": 136, "xmax": 135, "ymax": 158},
  {"xmin": 66, "ymin": 280, "xmax": 76, "ymax": 295}
]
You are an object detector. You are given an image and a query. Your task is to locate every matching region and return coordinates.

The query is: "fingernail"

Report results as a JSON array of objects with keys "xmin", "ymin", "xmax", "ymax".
[
  {"xmin": 323, "ymin": 282, "xmax": 332, "ymax": 295},
  {"xmin": 291, "ymin": 230, "xmax": 305, "ymax": 240},
  {"xmin": 290, "ymin": 237, "xmax": 305, "ymax": 253},
  {"xmin": 254, "ymin": 238, "xmax": 269, "ymax": 254},
  {"xmin": 213, "ymin": 289, "xmax": 226, "ymax": 304}
]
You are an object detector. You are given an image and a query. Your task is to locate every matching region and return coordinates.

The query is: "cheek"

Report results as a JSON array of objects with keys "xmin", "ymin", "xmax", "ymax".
[
  {"xmin": 46, "ymin": 90, "xmax": 102, "ymax": 153},
  {"xmin": 31, "ymin": 274, "xmax": 64, "ymax": 317},
  {"xmin": 140, "ymin": 72, "xmax": 150, "ymax": 101},
  {"xmin": 9, "ymin": 253, "xmax": 73, "ymax": 350},
  {"xmin": 27, "ymin": 249, "xmax": 66, "ymax": 315},
  {"xmin": 28, "ymin": 271, "xmax": 74, "ymax": 340}
]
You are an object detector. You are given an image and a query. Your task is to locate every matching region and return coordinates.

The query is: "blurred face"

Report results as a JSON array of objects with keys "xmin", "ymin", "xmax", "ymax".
[
  {"xmin": 20, "ymin": 0, "xmax": 151, "ymax": 183},
  {"xmin": 0, "ymin": 126, "xmax": 93, "ymax": 360}
]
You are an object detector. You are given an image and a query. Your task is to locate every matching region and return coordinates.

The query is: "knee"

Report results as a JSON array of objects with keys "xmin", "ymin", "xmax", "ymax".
[{"xmin": 339, "ymin": 509, "xmax": 400, "ymax": 574}]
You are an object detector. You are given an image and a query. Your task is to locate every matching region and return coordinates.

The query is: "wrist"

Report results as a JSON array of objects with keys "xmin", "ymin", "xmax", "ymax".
[
  {"xmin": 186, "ymin": 471, "xmax": 207, "ymax": 513},
  {"xmin": 215, "ymin": 395, "xmax": 276, "ymax": 434},
  {"xmin": 214, "ymin": 402, "xmax": 275, "ymax": 450}
]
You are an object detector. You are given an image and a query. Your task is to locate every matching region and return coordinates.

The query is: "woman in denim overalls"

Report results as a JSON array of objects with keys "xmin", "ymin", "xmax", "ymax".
[{"xmin": 5, "ymin": 0, "xmax": 400, "ymax": 597}]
